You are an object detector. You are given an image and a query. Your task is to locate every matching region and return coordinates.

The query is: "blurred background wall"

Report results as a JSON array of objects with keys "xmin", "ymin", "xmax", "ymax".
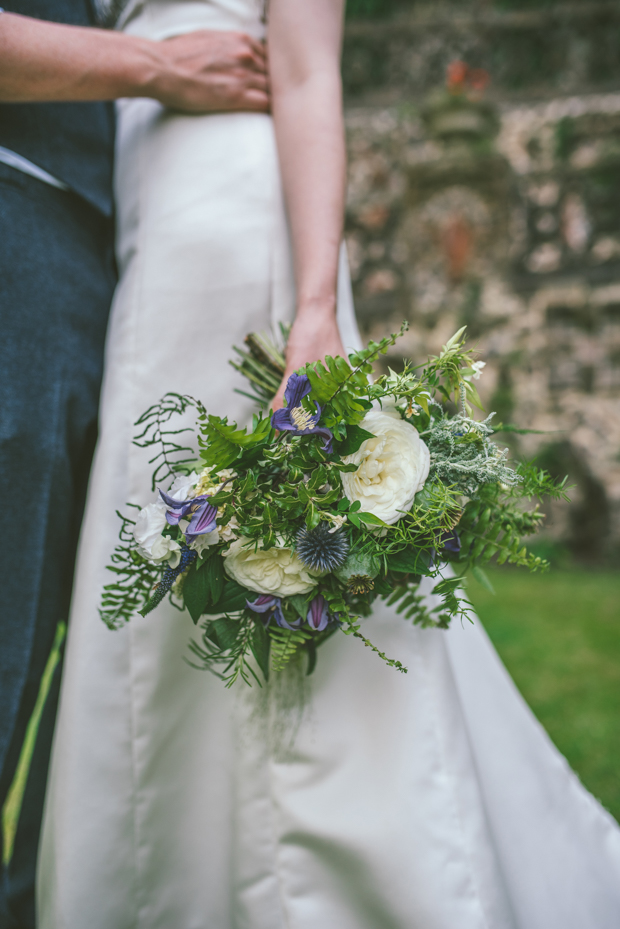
[{"xmin": 342, "ymin": 0, "xmax": 620, "ymax": 564}]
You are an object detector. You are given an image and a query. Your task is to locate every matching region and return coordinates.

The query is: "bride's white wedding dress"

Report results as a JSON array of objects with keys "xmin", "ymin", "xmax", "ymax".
[{"xmin": 38, "ymin": 1, "xmax": 620, "ymax": 926}]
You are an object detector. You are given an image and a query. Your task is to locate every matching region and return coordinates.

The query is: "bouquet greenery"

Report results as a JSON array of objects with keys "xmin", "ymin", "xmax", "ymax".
[{"xmin": 100, "ymin": 324, "xmax": 566, "ymax": 686}]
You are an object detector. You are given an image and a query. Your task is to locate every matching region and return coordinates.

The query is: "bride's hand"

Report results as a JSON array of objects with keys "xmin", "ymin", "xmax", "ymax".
[{"xmin": 272, "ymin": 308, "xmax": 346, "ymax": 412}]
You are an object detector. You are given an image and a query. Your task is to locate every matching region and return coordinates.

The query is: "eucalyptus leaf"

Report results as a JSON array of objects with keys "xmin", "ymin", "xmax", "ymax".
[
  {"xmin": 183, "ymin": 561, "xmax": 211, "ymax": 624},
  {"xmin": 471, "ymin": 565, "xmax": 495, "ymax": 594},
  {"xmin": 211, "ymin": 616, "xmax": 242, "ymax": 651},
  {"xmin": 250, "ymin": 620, "xmax": 270, "ymax": 681},
  {"xmin": 216, "ymin": 580, "xmax": 250, "ymax": 614},
  {"xmin": 357, "ymin": 511, "xmax": 387, "ymax": 527}
]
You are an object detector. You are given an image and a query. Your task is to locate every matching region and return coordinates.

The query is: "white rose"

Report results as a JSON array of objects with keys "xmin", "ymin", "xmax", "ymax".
[
  {"xmin": 223, "ymin": 538, "xmax": 317, "ymax": 597},
  {"xmin": 341, "ymin": 410, "xmax": 430, "ymax": 524},
  {"xmin": 133, "ymin": 502, "xmax": 181, "ymax": 566}
]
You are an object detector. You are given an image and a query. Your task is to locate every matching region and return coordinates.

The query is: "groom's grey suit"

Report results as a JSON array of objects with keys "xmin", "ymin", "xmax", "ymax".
[{"xmin": 0, "ymin": 2, "xmax": 116, "ymax": 925}]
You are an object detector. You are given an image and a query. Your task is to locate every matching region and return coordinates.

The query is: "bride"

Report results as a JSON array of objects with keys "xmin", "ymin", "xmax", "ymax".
[{"xmin": 38, "ymin": 0, "xmax": 620, "ymax": 926}]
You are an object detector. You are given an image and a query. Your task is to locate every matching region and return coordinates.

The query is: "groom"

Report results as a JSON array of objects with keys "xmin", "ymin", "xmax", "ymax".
[{"xmin": 0, "ymin": 5, "xmax": 268, "ymax": 927}]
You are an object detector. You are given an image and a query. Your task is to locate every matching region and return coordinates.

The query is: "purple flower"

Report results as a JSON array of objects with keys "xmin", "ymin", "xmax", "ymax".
[
  {"xmin": 246, "ymin": 595, "xmax": 300, "ymax": 630},
  {"xmin": 307, "ymin": 594, "xmax": 330, "ymax": 632},
  {"xmin": 159, "ymin": 489, "xmax": 196, "ymax": 525},
  {"xmin": 271, "ymin": 373, "xmax": 333, "ymax": 453},
  {"xmin": 441, "ymin": 529, "xmax": 461, "ymax": 554},
  {"xmin": 159, "ymin": 490, "xmax": 218, "ymax": 544}
]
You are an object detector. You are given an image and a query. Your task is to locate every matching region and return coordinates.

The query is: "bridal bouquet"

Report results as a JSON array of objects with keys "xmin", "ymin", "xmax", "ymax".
[{"xmin": 100, "ymin": 324, "xmax": 566, "ymax": 685}]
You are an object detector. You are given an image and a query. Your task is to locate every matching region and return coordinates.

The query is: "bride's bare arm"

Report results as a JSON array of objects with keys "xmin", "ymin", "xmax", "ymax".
[
  {"xmin": 0, "ymin": 12, "xmax": 269, "ymax": 113},
  {"xmin": 268, "ymin": 0, "xmax": 347, "ymax": 409}
]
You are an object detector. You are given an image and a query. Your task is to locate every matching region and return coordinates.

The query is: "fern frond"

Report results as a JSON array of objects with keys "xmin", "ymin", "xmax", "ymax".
[
  {"xmin": 198, "ymin": 413, "xmax": 273, "ymax": 471},
  {"xmin": 99, "ymin": 509, "xmax": 161, "ymax": 628},
  {"xmin": 269, "ymin": 626, "xmax": 312, "ymax": 672},
  {"xmin": 132, "ymin": 393, "xmax": 200, "ymax": 490}
]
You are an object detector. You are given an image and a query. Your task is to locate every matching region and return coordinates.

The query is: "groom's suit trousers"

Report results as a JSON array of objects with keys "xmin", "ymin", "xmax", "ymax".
[{"xmin": 0, "ymin": 163, "xmax": 116, "ymax": 927}]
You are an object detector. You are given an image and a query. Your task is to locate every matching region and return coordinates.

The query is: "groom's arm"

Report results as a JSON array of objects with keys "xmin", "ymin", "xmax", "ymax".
[{"xmin": 0, "ymin": 12, "xmax": 269, "ymax": 112}]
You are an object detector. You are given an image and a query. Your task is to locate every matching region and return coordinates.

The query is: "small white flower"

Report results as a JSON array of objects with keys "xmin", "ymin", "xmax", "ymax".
[
  {"xmin": 341, "ymin": 410, "xmax": 430, "ymax": 525},
  {"xmin": 189, "ymin": 530, "xmax": 220, "ymax": 556},
  {"xmin": 223, "ymin": 538, "xmax": 317, "ymax": 597},
  {"xmin": 133, "ymin": 503, "xmax": 181, "ymax": 566},
  {"xmin": 167, "ymin": 471, "xmax": 198, "ymax": 502},
  {"xmin": 326, "ymin": 513, "xmax": 347, "ymax": 533},
  {"xmin": 150, "ymin": 536, "xmax": 181, "ymax": 567},
  {"xmin": 219, "ymin": 514, "xmax": 239, "ymax": 542},
  {"xmin": 471, "ymin": 361, "xmax": 486, "ymax": 381},
  {"xmin": 195, "ymin": 466, "xmax": 236, "ymax": 496}
]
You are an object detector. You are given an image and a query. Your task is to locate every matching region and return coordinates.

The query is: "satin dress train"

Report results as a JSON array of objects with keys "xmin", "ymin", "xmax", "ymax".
[{"xmin": 38, "ymin": 1, "xmax": 620, "ymax": 926}]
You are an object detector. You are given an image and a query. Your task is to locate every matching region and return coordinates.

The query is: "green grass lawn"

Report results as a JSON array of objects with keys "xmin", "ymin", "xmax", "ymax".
[{"xmin": 468, "ymin": 567, "xmax": 620, "ymax": 822}]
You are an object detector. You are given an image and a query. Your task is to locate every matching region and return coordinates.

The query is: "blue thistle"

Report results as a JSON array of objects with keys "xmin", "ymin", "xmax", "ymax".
[
  {"xmin": 139, "ymin": 544, "xmax": 197, "ymax": 617},
  {"xmin": 296, "ymin": 524, "xmax": 349, "ymax": 573}
]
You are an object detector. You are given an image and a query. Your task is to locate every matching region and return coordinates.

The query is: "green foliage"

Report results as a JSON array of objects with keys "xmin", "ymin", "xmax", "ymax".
[
  {"xmin": 198, "ymin": 412, "xmax": 273, "ymax": 472},
  {"xmin": 270, "ymin": 626, "xmax": 313, "ymax": 672},
  {"xmin": 250, "ymin": 620, "xmax": 271, "ymax": 681},
  {"xmin": 424, "ymin": 412, "xmax": 519, "ymax": 496},
  {"xmin": 229, "ymin": 327, "xmax": 287, "ymax": 407},
  {"xmin": 303, "ymin": 322, "xmax": 408, "ymax": 429},
  {"xmin": 189, "ymin": 615, "xmax": 260, "ymax": 687},
  {"xmin": 99, "ymin": 510, "xmax": 160, "ymax": 629},
  {"xmin": 351, "ymin": 629, "xmax": 408, "ymax": 673},
  {"xmin": 333, "ymin": 424, "xmax": 376, "ymax": 456},
  {"xmin": 133, "ymin": 393, "xmax": 199, "ymax": 490},
  {"xmin": 454, "ymin": 491, "xmax": 549, "ymax": 573},
  {"xmin": 183, "ymin": 553, "xmax": 226, "ymax": 623},
  {"xmin": 385, "ymin": 575, "xmax": 473, "ymax": 629}
]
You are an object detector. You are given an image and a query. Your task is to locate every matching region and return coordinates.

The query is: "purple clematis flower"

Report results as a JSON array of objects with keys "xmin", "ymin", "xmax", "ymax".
[
  {"xmin": 159, "ymin": 490, "xmax": 218, "ymax": 544},
  {"xmin": 246, "ymin": 595, "xmax": 300, "ymax": 630},
  {"xmin": 159, "ymin": 489, "xmax": 196, "ymax": 525},
  {"xmin": 441, "ymin": 528, "xmax": 461, "ymax": 554},
  {"xmin": 271, "ymin": 373, "xmax": 333, "ymax": 453},
  {"xmin": 307, "ymin": 594, "xmax": 330, "ymax": 632}
]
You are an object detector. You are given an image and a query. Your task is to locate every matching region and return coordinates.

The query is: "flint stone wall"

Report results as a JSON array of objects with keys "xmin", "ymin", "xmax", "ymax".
[{"xmin": 343, "ymin": 4, "xmax": 620, "ymax": 560}]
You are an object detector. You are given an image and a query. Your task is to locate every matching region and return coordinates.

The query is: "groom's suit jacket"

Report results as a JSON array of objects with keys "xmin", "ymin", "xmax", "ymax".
[
  {"xmin": 0, "ymin": 0, "xmax": 115, "ymax": 216},
  {"xmin": 0, "ymin": 5, "xmax": 117, "ymax": 923}
]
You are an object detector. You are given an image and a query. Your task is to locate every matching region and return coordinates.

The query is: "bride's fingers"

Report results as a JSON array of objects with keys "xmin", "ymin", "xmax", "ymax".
[{"xmin": 242, "ymin": 72, "xmax": 269, "ymax": 92}]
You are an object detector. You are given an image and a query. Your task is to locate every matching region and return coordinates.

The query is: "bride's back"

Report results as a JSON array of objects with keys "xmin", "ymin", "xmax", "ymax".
[{"xmin": 117, "ymin": 0, "xmax": 267, "ymax": 39}]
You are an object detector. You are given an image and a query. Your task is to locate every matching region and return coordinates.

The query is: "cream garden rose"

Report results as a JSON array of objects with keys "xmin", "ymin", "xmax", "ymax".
[
  {"xmin": 341, "ymin": 409, "xmax": 430, "ymax": 524},
  {"xmin": 223, "ymin": 538, "xmax": 317, "ymax": 597}
]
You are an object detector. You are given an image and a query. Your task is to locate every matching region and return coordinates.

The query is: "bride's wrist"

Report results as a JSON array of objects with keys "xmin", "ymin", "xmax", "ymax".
[{"xmin": 294, "ymin": 294, "xmax": 338, "ymax": 323}]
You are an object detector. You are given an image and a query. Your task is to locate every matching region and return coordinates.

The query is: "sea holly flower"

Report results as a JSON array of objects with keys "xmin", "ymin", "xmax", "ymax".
[
  {"xmin": 306, "ymin": 594, "xmax": 329, "ymax": 632},
  {"xmin": 246, "ymin": 595, "xmax": 300, "ymax": 630},
  {"xmin": 271, "ymin": 372, "xmax": 333, "ymax": 453},
  {"xmin": 296, "ymin": 524, "xmax": 349, "ymax": 573}
]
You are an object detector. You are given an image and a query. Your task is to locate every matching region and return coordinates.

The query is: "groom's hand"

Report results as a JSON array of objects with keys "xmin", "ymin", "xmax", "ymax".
[
  {"xmin": 0, "ymin": 13, "xmax": 269, "ymax": 113},
  {"xmin": 152, "ymin": 31, "xmax": 269, "ymax": 113}
]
